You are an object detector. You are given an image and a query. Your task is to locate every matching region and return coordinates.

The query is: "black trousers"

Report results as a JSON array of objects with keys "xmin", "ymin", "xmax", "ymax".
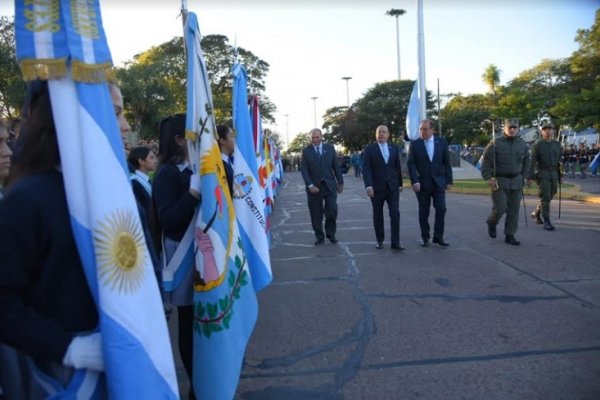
[
  {"xmin": 307, "ymin": 182, "xmax": 338, "ymax": 240},
  {"xmin": 370, "ymin": 187, "xmax": 400, "ymax": 246},
  {"xmin": 415, "ymin": 186, "xmax": 447, "ymax": 240}
]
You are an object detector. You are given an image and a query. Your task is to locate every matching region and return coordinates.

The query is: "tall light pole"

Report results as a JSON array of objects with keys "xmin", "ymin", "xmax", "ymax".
[
  {"xmin": 311, "ymin": 96, "xmax": 318, "ymax": 128},
  {"xmin": 285, "ymin": 113, "xmax": 290, "ymax": 150},
  {"xmin": 386, "ymin": 8, "xmax": 406, "ymax": 80},
  {"xmin": 341, "ymin": 76, "xmax": 352, "ymax": 108}
]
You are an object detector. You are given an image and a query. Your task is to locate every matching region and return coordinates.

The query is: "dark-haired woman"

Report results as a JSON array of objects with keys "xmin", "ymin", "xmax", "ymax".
[
  {"xmin": 0, "ymin": 81, "xmax": 110, "ymax": 396},
  {"xmin": 152, "ymin": 114, "xmax": 201, "ymax": 394}
]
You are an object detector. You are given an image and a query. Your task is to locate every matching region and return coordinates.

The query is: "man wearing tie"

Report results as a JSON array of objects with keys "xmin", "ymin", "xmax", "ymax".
[
  {"xmin": 362, "ymin": 125, "xmax": 404, "ymax": 250},
  {"xmin": 407, "ymin": 119, "xmax": 453, "ymax": 247},
  {"xmin": 300, "ymin": 128, "xmax": 344, "ymax": 245}
]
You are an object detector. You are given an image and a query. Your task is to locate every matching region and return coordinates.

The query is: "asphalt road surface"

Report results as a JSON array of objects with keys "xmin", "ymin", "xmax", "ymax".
[{"xmin": 232, "ymin": 171, "xmax": 600, "ymax": 400}]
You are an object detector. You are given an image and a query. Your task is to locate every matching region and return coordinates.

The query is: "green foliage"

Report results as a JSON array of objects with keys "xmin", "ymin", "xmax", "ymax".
[
  {"xmin": 287, "ymin": 131, "xmax": 311, "ymax": 154},
  {"xmin": 482, "ymin": 64, "xmax": 501, "ymax": 96},
  {"xmin": 117, "ymin": 34, "xmax": 275, "ymax": 138},
  {"xmin": 442, "ymin": 94, "xmax": 493, "ymax": 146},
  {"xmin": 0, "ymin": 16, "xmax": 25, "ymax": 120},
  {"xmin": 571, "ymin": 9, "xmax": 600, "ymax": 89},
  {"xmin": 321, "ymin": 80, "xmax": 433, "ymax": 150}
]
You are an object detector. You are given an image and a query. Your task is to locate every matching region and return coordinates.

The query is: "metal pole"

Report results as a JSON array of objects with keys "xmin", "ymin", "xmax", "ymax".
[
  {"xmin": 311, "ymin": 97, "xmax": 318, "ymax": 128},
  {"xmin": 437, "ymin": 78, "xmax": 441, "ymax": 135},
  {"xmin": 417, "ymin": 0, "xmax": 427, "ymax": 120},
  {"xmin": 285, "ymin": 113, "xmax": 290, "ymax": 150},
  {"xmin": 395, "ymin": 16, "xmax": 401, "ymax": 80},
  {"xmin": 342, "ymin": 77, "xmax": 352, "ymax": 108}
]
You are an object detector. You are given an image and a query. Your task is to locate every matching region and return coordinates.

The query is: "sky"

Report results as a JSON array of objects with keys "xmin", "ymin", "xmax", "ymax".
[{"xmin": 1, "ymin": 0, "xmax": 598, "ymax": 146}]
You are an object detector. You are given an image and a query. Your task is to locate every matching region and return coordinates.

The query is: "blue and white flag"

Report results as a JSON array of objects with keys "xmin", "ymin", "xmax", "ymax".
[
  {"xmin": 232, "ymin": 63, "xmax": 272, "ymax": 293},
  {"xmin": 406, "ymin": 80, "xmax": 421, "ymax": 141},
  {"xmin": 15, "ymin": 1, "xmax": 178, "ymax": 399},
  {"xmin": 183, "ymin": 13, "xmax": 258, "ymax": 400}
]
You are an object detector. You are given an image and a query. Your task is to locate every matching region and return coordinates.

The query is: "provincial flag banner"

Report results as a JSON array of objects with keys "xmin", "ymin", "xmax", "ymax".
[
  {"xmin": 232, "ymin": 63, "xmax": 273, "ymax": 293},
  {"xmin": 15, "ymin": 1, "xmax": 178, "ymax": 398},
  {"xmin": 183, "ymin": 12, "xmax": 258, "ymax": 400}
]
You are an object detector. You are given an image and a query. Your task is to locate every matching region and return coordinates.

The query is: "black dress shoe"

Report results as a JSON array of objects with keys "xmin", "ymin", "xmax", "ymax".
[
  {"xmin": 504, "ymin": 235, "xmax": 520, "ymax": 246},
  {"xmin": 487, "ymin": 223, "xmax": 497, "ymax": 239},
  {"xmin": 314, "ymin": 239, "xmax": 325, "ymax": 245},
  {"xmin": 420, "ymin": 239, "xmax": 429, "ymax": 247},
  {"xmin": 375, "ymin": 242, "xmax": 384, "ymax": 249},
  {"xmin": 432, "ymin": 237, "xmax": 449, "ymax": 247},
  {"xmin": 327, "ymin": 236, "xmax": 338, "ymax": 244},
  {"xmin": 391, "ymin": 244, "xmax": 405, "ymax": 251},
  {"xmin": 543, "ymin": 220, "xmax": 555, "ymax": 231}
]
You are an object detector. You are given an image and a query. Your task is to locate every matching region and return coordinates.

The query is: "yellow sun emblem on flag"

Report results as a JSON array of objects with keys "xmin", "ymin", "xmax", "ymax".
[{"xmin": 94, "ymin": 210, "xmax": 147, "ymax": 294}]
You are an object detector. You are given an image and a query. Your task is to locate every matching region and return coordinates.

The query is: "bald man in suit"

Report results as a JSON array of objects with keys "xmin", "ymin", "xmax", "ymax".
[
  {"xmin": 300, "ymin": 129, "xmax": 344, "ymax": 245},
  {"xmin": 362, "ymin": 125, "xmax": 404, "ymax": 250}
]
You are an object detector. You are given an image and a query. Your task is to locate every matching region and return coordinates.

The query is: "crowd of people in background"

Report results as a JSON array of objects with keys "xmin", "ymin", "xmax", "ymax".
[{"xmin": 562, "ymin": 142, "xmax": 599, "ymax": 178}]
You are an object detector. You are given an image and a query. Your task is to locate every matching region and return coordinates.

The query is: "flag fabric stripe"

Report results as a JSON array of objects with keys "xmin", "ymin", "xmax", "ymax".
[
  {"xmin": 184, "ymin": 12, "xmax": 258, "ymax": 400},
  {"xmin": 406, "ymin": 81, "xmax": 421, "ymax": 141},
  {"xmin": 232, "ymin": 64, "xmax": 272, "ymax": 293},
  {"xmin": 15, "ymin": 1, "xmax": 178, "ymax": 398}
]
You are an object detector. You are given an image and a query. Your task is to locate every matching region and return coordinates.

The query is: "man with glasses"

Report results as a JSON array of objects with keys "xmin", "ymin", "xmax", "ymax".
[{"xmin": 481, "ymin": 118, "xmax": 530, "ymax": 245}]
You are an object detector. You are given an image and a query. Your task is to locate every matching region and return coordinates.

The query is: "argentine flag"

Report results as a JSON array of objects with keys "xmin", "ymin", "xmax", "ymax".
[
  {"xmin": 406, "ymin": 80, "xmax": 421, "ymax": 141},
  {"xmin": 15, "ymin": 1, "xmax": 178, "ymax": 398}
]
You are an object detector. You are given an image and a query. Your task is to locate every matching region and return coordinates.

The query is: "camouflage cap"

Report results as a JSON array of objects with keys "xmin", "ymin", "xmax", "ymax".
[
  {"xmin": 541, "ymin": 122, "xmax": 554, "ymax": 129},
  {"xmin": 504, "ymin": 118, "xmax": 519, "ymax": 128}
]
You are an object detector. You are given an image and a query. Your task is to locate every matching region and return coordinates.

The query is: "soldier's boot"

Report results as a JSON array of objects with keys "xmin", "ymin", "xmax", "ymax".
[
  {"xmin": 531, "ymin": 208, "xmax": 543, "ymax": 224},
  {"xmin": 543, "ymin": 219, "xmax": 555, "ymax": 231}
]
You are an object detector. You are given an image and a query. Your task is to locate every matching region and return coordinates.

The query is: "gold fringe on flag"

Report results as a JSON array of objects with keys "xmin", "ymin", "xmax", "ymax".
[
  {"xmin": 20, "ymin": 58, "xmax": 68, "ymax": 81},
  {"xmin": 72, "ymin": 61, "xmax": 116, "ymax": 83}
]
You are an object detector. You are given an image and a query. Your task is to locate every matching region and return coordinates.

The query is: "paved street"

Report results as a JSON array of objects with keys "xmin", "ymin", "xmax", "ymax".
[{"xmin": 234, "ymin": 171, "xmax": 600, "ymax": 400}]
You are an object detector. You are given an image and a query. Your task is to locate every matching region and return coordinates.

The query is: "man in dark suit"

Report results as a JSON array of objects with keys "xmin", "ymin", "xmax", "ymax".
[
  {"xmin": 407, "ymin": 119, "xmax": 453, "ymax": 247},
  {"xmin": 300, "ymin": 128, "xmax": 344, "ymax": 245},
  {"xmin": 362, "ymin": 125, "xmax": 404, "ymax": 250}
]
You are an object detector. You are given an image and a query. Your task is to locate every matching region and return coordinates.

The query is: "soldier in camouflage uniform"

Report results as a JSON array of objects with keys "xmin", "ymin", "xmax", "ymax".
[
  {"xmin": 481, "ymin": 118, "xmax": 530, "ymax": 245},
  {"xmin": 528, "ymin": 122, "xmax": 562, "ymax": 231}
]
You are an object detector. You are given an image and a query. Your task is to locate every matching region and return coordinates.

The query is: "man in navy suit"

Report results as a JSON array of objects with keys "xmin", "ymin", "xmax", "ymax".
[
  {"xmin": 300, "ymin": 128, "xmax": 344, "ymax": 245},
  {"xmin": 362, "ymin": 125, "xmax": 404, "ymax": 250},
  {"xmin": 407, "ymin": 119, "xmax": 453, "ymax": 247}
]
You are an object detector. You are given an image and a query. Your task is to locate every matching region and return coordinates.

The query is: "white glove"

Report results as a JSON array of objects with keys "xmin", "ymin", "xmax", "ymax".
[
  {"xmin": 189, "ymin": 174, "xmax": 201, "ymax": 194},
  {"xmin": 62, "ymin": 332, "xmax": 104, "ymax": 371}
]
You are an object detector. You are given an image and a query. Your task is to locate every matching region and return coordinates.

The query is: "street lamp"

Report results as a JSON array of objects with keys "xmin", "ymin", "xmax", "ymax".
[
  {"xmin": 311, "ymin": 96, "xmax": 318, "ymax": 128},
  {"xmin": 285, "ymin": 113, "xmax": 290, "ymax": 150},
  {"xmin": 341, "ymin": 76, "xmax": 352, "ymax": 108},
  {"xmin": 386, "ymin": 8, "xmax": 406, "ymax": 80}
]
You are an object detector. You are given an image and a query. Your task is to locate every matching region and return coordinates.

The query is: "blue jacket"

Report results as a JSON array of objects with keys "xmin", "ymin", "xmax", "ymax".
[
  {"xmin": 407, "ymin": 136, "xmax": 453, "ymax": 190},
  {"xmin": 362, "ymin": 142, "xmax": 403, "ymax": 193}
]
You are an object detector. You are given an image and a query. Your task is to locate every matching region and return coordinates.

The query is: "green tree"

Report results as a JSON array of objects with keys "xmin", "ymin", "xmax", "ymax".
[
  {"xmin": 570, "ymin": 9, "xmax": 600, "ymax": 90},
  {"xmin": 323, "ymin": 80, "xmax": 433, "ymax": 150},
  {"xmin": 0, "ymin": 16, "xmax": 25, "ymax": 120},
  {"xmin": 482, "ymin": 64, "xmax": 501, "ymax": 98},
  {"xmin": 287, "ymin": 131, "xmax": 311, "ymax": 154},
  {"xmin": 442, "ymin": 94, "xmax": 493, "ymax": 146},
  {"xmin": 117, "ymin": 35, "xmax": 275, "ymax": 138}
]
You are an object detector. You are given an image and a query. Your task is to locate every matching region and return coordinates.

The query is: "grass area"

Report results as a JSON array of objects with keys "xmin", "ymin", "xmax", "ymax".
[{"xmin": 448, "ymin": 179, "xmax": 578, "ymax": 196}]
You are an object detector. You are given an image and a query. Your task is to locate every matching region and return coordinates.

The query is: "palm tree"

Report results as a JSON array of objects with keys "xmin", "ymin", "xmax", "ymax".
[{"xmin": 482, "ymin": 64, "xmax": 501, "ymax": 98}]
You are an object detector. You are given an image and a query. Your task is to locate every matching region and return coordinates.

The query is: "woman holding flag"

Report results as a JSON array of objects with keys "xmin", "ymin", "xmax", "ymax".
[
  {"xmin": 0, "ymin": 80, "xmax": 104, "ymax": 397},
  {"xmin": 152, "ymin": 113, "xmax": 201, "ymax": 397}
]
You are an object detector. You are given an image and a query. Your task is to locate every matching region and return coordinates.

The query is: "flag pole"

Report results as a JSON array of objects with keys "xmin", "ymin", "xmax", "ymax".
[{"xmin": 417, "ymin": 0, "xmax": 426, "ymax": 120}]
